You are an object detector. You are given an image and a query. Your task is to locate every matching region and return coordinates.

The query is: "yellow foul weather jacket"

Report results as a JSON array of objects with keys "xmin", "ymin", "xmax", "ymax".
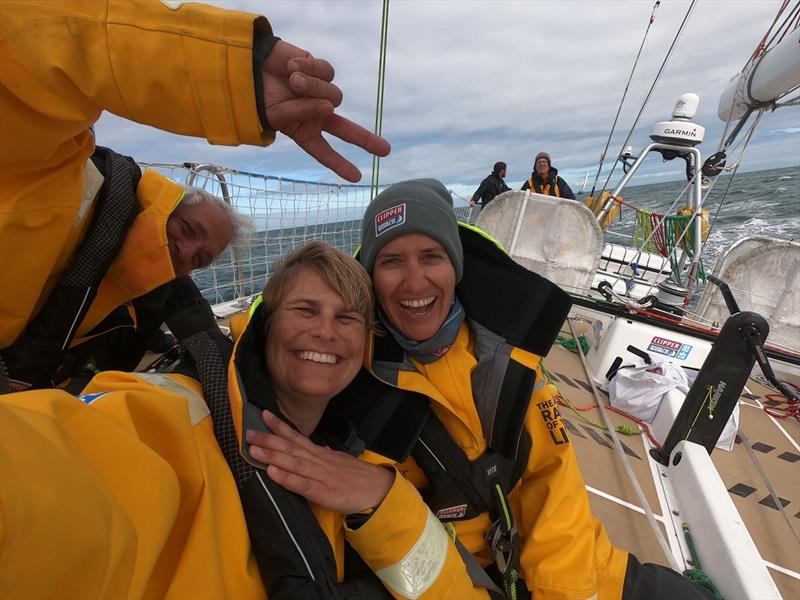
[
  {"xmin": 0, "ymin": 0, "xmax": 271, "ymax": 350},
  {"xmin": 0, "ymin": 371, "xmax": 265, "ymax": 598},
  {"xmin": 0, "ymin": 303, "xmax": 494, "ymax": 599},
  {"xmin": 354, "ymin": 224, "xmax": 629, "ymax": 599},
  {"xmin": 365, "ymin": 323, "xmax": 629, "ymax": 600}
]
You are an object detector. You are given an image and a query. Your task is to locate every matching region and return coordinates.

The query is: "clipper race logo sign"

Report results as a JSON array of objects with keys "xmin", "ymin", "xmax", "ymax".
[
  {"xmin": 375, "ymin": 203, "xmax": 406, "ymax": 236},
  {"xmin": 648, "ymin": 336, "xmax": 693, "ymax": 360},
  {"xmin": 436, "ymin": 504, "xmax": 468, "ymax": 520}
]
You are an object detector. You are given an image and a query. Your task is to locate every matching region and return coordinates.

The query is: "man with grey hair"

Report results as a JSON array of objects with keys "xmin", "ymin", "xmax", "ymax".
[
  {"xmin": 9, "ymin": 178, "xmax": 255, "ymax": 392},
  {"xmin": 167, "ymin": 187, "xmax": 254, "ymax": 277}
]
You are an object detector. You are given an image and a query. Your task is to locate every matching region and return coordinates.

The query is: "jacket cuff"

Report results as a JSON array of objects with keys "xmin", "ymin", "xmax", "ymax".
[
  {"xmin": 252, "ymin": 29, "xmax": 280, "ymax": 131},
  {"xmin": 345, "ymin": 468, "xmax": 440, "ymax": 567}
]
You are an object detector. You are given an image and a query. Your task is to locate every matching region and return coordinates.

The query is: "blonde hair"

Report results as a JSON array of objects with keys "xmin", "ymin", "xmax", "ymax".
[{"xmin": 262, "ymin": 241, "xmax": 374, "ymax": 336}]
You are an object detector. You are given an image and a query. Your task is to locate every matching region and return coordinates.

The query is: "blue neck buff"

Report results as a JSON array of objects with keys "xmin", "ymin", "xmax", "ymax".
[{"xmin": 380, "ymin": 296, "xmax": 465, "ymax": 364}]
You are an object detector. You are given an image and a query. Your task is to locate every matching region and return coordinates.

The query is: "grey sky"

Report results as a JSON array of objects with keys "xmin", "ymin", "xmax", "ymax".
[{"xmin": 94, "ymin": 0, "xmax": 800, "ymax": 196}]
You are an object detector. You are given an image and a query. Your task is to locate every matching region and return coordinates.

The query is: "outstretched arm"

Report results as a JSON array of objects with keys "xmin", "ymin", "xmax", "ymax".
[
  {"xmin": 1, "ymin": 1, "xmax": 388, "ymax": 181},
  {"xmin": 470, "ymin": 177, "xmax": 489, "ymax": 205}
]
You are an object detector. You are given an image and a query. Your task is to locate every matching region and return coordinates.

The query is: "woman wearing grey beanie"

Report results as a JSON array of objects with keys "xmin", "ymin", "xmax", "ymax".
[
  {"xmin": 353, "ymin": 178, "xmax": 714, "ymax": 600},
  {"xmin": 248, "ymin": 178, "xmax": 717, "ymax": 600}
]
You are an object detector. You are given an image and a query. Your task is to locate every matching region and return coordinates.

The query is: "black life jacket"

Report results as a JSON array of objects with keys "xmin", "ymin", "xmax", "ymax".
[{"xmin": 0, "ymin": 147, "xmax": 141, "ymax": 392}]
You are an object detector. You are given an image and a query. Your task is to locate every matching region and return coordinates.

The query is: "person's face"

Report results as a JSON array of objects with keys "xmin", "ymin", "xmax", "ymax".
[
  {"xmin": 266, "ymin": 268, "xmax": 367, "ymax": 407},
  {"xmin": 535, "ymin": 158, "xmax": 550, "ymax": 177},
  {"xmin": 500, "ymin": 167, "xmax": 507, "ymax": 178},
  {"xmin": 166, "ymin": 199, "xmax": 234, "ymax": 277},
  {"xmin": 372, "ymin": 233, "xmax": 456, "ymax": 341}
]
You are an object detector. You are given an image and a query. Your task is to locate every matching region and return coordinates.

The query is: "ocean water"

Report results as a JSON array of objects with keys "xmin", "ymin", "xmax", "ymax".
[
  {"xmin": 193, "ymin": 165, "xmax": 799, "ymax": 305},
  {"xmin": 604, "ymin": 165, "xmax": 800, "ymax": 268}
]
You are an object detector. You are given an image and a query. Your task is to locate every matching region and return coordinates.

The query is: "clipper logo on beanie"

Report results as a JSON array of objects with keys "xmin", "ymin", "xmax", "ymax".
[{"xmin": 375, "ymin": 203, "xmax": 406, "ymax": 236}]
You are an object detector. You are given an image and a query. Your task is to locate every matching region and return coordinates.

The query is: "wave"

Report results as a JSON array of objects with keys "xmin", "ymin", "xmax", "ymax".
[{"xmin": 779, "ymin": 175, "xmax": 793, "ymax": 180}]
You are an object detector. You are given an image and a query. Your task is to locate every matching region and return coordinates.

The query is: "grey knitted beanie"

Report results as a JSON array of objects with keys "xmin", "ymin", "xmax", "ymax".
[{"xmin": 359, "ymin": 178, "xmax": 463, "ymax": 282}]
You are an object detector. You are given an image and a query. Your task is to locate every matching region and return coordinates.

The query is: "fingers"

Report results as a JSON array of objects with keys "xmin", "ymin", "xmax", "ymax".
[
  {"xmin": 291, "ymin": 129, "xmax": 363, "ymax": 183},
  {"xmin": 266, "ymin": 464, "xmax": 330, "ymax": 504},
  {"xmin": 260, "ymin": 40, "xmax": 392, "ymax": 182},
  {"xmin": 267, "ymin": 98, "xmax": 334, "ymax": 131},
  {"xmin": 289, "ymin": 71, "xmax": 343, "ymax": 107},
  {"xmin": 288, "ymin": 56, "xmax": 335, "ymax": 83},
  {"xmin": 264, "ymin": 41, "xmax": 334, "ymax": 83},
  {"xmin": 324, "ymin": 114, "xmax": 391, "ymax": 158},
  {"xmin": 259, "ymin": 410, "xmax": 320, "ymax": 454},
  {"xmin": 263, "ymin": 41, "xmax": 312, "ymax": 76}
]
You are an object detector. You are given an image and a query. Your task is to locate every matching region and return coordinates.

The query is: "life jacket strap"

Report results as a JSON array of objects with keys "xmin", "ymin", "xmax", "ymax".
[
  {"xmin": 453, "ymin": 536, "xmax": 505, "ymax": 599},
  {"xmin": 0, "ymin": 147, "xmax": 141, "ymax": 390},
  {"xmin": 485, "ymin": 483, "xmax": 522, "ymax": 599}
]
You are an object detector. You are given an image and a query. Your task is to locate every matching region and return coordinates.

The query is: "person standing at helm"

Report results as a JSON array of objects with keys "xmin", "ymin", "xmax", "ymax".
[
  {"xmin": 521, "ymin": 152, "xmax": 576, "ymax": 199},
  {"xmin": 470, "ymin": 161, "xmax": 510, "ymax": 210},
  {"xmin": 0, "ymin": 0, "xmax": 390, "ymax": 392}
]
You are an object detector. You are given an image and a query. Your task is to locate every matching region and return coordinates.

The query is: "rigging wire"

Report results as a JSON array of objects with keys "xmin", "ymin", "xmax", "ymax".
[
  {"xmin": 771, "ymin": 1, "xmax": 800, "ymax": 46},
  {"xmin": 704, "ymin": 111, "xmax": 765, "ymax": 244},
  {"xmin": 598, "ymin": 0, "xmax": 698, "ymax": 195},
  {"xmin": 370, "ymin": 0, "xmax": 390, "ymax": 201},
  {"xmin": 589, "ymin": 1, "xmax": 661, "ymax": 198},
  {"xmin": 747, "ymin": 0, "xmax": 791, "ymax": 63},
  {"xmin": 755, "ymin": 0, "xmax": 799, "ymax": 61}
]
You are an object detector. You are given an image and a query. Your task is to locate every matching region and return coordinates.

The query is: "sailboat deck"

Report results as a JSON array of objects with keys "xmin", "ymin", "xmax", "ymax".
[{"xmin": 543, "ymin": 331, "xmax": 800, "ymax": 598}]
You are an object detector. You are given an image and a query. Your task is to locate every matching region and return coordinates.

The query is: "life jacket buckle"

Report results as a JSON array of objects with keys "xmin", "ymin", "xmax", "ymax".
[{"xmin": 485, "ymin": 519, "xmax": 520, "ymax": 576}]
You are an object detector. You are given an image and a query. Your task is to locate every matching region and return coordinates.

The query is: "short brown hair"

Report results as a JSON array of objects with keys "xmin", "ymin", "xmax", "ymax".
[{"xmin": 261, "ymin": 241, "xmax": 374, "ymax": 336}]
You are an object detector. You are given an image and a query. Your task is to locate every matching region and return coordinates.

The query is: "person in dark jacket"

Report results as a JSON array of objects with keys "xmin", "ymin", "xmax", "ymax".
[
  {"xmin": 521, "ymin": 152, "xmax": 576, "ymax": 199},
  {"xmin": 470, "ymin": 161, "xmax": 510, "ymax": 210}
]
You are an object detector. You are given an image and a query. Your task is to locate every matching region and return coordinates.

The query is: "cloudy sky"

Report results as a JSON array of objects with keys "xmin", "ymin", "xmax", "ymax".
[{"xmin": 95, "ymin": 0, "xmax": 800, "ymax": 197}]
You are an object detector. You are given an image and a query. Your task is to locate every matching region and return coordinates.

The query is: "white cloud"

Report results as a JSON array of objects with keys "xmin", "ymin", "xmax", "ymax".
[{"xmin": 94, "ymin": 0, "xmax": 800, "ymax": 192}]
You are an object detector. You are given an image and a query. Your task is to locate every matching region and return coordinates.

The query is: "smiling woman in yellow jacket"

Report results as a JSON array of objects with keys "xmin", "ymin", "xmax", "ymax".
[
  {"xmin": 229, "ymin": 242, "xmax": 488, "ymax": 599},
  {"xmin": 344, "ymin": 179, "xmax": 714, "ymax": 600},
  {"xmin": 0, "ymin": 0, "xmax": 389, "ymax": 387}
]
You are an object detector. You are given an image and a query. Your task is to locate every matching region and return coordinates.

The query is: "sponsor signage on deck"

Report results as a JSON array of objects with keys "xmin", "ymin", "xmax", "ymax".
[{"xmin": 648, "ymin": 336, "xmax": 693, "ymax": 360}]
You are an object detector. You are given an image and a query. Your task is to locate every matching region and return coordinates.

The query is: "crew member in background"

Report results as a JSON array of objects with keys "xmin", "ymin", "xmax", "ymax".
[
  {"xmin": 0, "ymin": 0, "xmax": 390, "ymax": 393},
  {"xmin": 521, "ymin": 152, "xmax": 576, "ymax": 199},
  {"xmin": 470, "ymin": 161, "xmax": 510, "ymax": 210}
]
